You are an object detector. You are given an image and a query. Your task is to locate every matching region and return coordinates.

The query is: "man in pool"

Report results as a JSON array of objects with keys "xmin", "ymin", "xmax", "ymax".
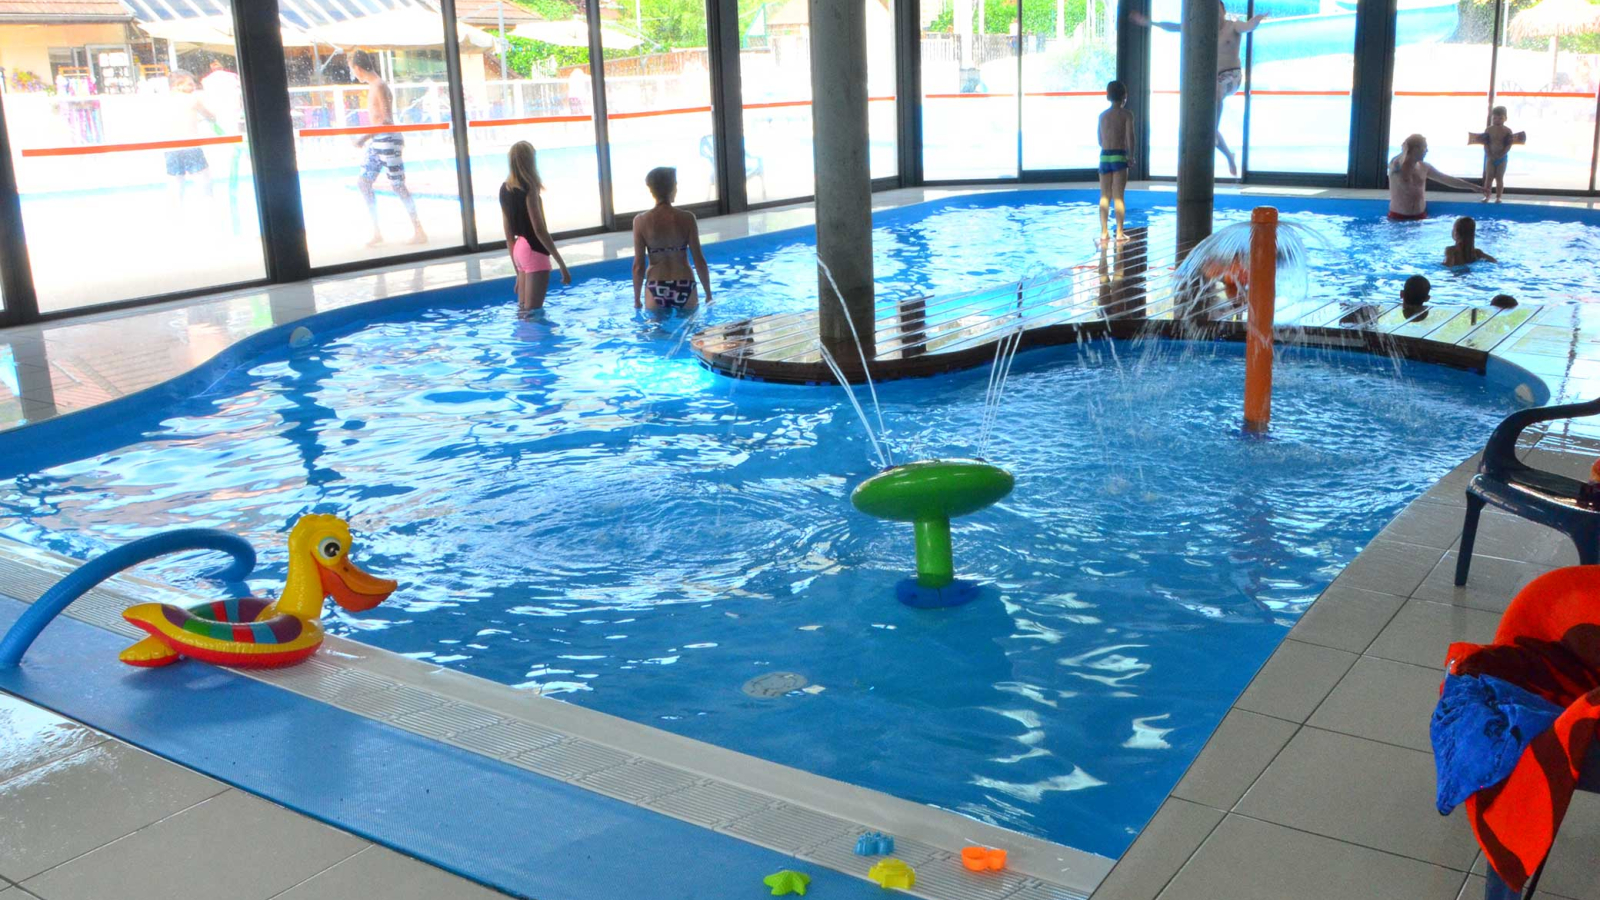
[
  {"xmin": 350, "ymin": 50, "xmax": 427, "ymax": 248},
  {"xmin": 1131, "ymin": 0, "xmax": 1265, "ymax": 177},
  {"xmin": 1389, "ymin": 134, "xmax": 1481, "ymax": 220}
]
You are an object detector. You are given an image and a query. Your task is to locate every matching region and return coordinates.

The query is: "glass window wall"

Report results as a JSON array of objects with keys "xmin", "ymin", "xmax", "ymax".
[
  {"xmin": 284, "ymin": 13, "xmax": 466, "ymax": 268},
  {"xmin": 1243, "ymin": 0, "xmax": 1354, "ymax": 174},
  {"xmin": 466, "ymin": 19, "xmax": 605, "ymax": 242},
  {"xmin": 739, "ymin": 0, "xmax": 817, "ymax": 203},
  {"xmin": 736, "ymin": 0, "xmax": 898, "ymax": 205},
  {"xmin": 1020, "ymin": 0, "xmax": 1119, "ymax": 171},
  {"xmin": 1493, "ymin": 5, "xmax": 1597, "ymax": 192},
  {"xmin": 1388, "ymin": 0, "xmax": 1495, "ymax": 179},
  {"xmin": 0, "ymin": 3, "xmax": 268, "ymax": 313},
  {"xmin": 920, "ymin": 0, "xmax": 1020, "ymax": 180},
  {"xmin": 604, "ymin": 0, "xmax": 718, "ymax": 214},
  {"xmin": 1148, "ymin": 0, "xmax": 1250, "ymax": 179}
]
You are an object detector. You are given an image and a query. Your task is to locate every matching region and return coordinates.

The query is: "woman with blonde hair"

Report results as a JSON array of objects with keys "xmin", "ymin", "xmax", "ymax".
[{"xmin": 500, "ymin": 141, "xmax": 570, "ymax": 312}]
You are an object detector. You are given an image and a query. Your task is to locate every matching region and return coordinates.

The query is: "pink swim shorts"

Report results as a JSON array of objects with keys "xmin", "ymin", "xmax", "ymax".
[{"xmin": 512, "ymin": 237, "xmax": 552, "ymax": 274}]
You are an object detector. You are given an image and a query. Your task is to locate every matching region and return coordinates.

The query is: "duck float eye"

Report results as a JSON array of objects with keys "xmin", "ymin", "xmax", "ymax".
[{"xmin": 317, "ymin": 537, "xmax": 343, "ymax": 561}]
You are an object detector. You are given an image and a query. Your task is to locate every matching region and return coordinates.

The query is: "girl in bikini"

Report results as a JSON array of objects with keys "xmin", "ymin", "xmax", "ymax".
[{"xmin": 631, "ymin": 167, "xmax": 713, "ymax": 314}]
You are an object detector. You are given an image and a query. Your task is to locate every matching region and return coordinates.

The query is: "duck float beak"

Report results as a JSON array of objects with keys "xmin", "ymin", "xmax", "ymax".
[{"xmin": 318, "ymin": 555, "xmax": 397, "ymax": 612}]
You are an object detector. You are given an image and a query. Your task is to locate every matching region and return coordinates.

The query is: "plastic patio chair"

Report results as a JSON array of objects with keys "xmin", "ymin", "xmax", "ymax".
[{"xmin": 1456, "ymin": 397, "xmax": 1600, "ymax": 587}]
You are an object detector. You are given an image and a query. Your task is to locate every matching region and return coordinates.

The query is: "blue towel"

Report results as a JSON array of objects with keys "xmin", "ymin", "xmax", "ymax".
[{"xmin": 1432, "ymin": 673, "xmax": 1564, "ymax": 815}]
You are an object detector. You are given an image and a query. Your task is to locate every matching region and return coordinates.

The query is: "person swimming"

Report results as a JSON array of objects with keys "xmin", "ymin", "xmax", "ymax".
[
  {"xmin": 631, "ymin": 167, "xmax": 713, "ymax": 313},
  {"xmin": 1444, "ymin": 216, "xmax": 1496, "ymax": 267}
]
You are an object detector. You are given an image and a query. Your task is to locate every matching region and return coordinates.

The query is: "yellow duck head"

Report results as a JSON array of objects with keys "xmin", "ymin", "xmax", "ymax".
[{"xmin": 271, "ymin": 514, "xmax": 398, "ymax": 621}]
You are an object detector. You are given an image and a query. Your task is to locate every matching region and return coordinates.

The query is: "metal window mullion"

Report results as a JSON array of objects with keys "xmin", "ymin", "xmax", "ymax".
[
  {"xmin": 586, "ymin": 0, "xmax": 615, "ymax": 227},
  {"xmin": 709, "ymin": 0, "xmax": 747, "ymax": 212},
  {"xmin": 439, "ymin": 0, "xmax": 478, "ymax": 247},
  {"xmin": 1487, "ymin": 0, "xmax": 1503, "ymax": 122},
  {"xmin": 1240, "ymin": 0, "xmax": 1253, "ymax": 180},
  {"xmin": 0, "ymin": 91, "xmax": 39, "ymax": 326},
  {"xmin": 231, "ymin": 0, "xmax": 309, "ymax": 283},
  {"xmin": 895, "ymin": 0, "xmax": 921, "ymax": 185}
]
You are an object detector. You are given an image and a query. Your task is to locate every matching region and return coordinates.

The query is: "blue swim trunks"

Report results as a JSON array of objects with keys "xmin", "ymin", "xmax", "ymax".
[{"xmin": 1099, "ymin": 151, "xmax": 1129, "ymax": 174}]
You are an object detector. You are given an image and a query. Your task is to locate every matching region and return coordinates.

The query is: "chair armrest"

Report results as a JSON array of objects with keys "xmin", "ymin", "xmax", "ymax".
[{"xmin": 1483, "ymin": 397, "xmax": 1600, "ymax": 478}]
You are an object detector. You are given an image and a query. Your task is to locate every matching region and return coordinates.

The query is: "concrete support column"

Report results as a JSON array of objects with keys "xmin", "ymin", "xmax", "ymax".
[
  {"xmin": 1176, "ymin": 0, "xmax": 1218, "ymax": 258},
  {"xmin": 810, "ymin": 0, "xmax": 876, "ymax": 360}
]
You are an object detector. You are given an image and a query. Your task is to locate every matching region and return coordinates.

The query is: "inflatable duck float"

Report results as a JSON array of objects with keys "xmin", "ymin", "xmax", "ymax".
[{"xmin": 119, "ymin": 514, "xmax": 396, "ymax": 668}]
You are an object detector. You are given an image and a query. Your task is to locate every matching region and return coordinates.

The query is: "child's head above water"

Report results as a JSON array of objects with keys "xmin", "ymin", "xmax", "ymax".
[
  {"xmin": 1492, "ymin": 106, "xmax": 1508, "ymax": 125},
  {"xmin": 1453, "ymin": 215, "xmax": 1477, "ymax": 243},
  {"xmin": 1402, "ymin": 275, "xmax": 1431, "ymax": 305},
  {"xmin": 1105, "ymin": 80, "xmax": 1127, "ymax": 105}
]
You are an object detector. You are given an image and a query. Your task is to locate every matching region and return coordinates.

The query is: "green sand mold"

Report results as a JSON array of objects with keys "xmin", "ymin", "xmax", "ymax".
[{"xmin": 850, "ymin": 459, "xmax": 1014, "ymax": 589}]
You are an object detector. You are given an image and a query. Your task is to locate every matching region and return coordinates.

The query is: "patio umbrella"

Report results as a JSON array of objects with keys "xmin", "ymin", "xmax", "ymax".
[
  {"xmin": 1507, "ymin": 0, "xmax": 1600, "ymax": 88},
  {"xmin": 511, "ymin": 19, "xmax": 643, "ymax": 50}
]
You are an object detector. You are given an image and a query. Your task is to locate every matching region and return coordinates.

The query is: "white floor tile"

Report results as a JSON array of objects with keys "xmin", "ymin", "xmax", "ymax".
[
  {"xmin": 1414, "ymin": 551, "xmax": 1554, "ymax": 613},
  {"xmin": 0, "ymin": 743, "xmax": 224, "ymax": 882},
  {"xmin": 271, "ymin": 846, "xmax": 509, "ymax": 900},
  {"xmin": 1307, "ymin": 656, "xmax": 1444, "ymax": 753},
  {"xmin": 1172, "ymin": 710, "xmax": 1298, "ymax": 810},
  {"xmin": 1533, "ymin": 791, "xmax": 1600, "ymax": 900},
  {"xmin": 1159, "ymin": 815, "xmax": 1466, "ymax": 900},
  {"xmin": 1287, "ymin": 585, "xmax": 1406, "ymax": 654},
  {"xmin": 1090, "ymin": 798, "xmax": 1222, "ymax": 900},
  {"xmin": 1379, "ymin": 501, "xmax": 1472, "ymax": 551},
  {"xmin": 22, "ymin": 790, "xmax": 366, "ymax": 900},
  {"xmin": 1236, "ymin": 727, "xmax": 1477, "ymax": 870},
  {"xmin": 1233, "ymin": 639, "xmax": 1357, "ymax": 723},
  {"xmin": 0, "ymin": 695, "xmax": 104, "ymax": 784},
  {"xmin": 1329, "ymin": 539, "xmax": 1446, "ymax": 597},
  {"xmin": 1366, "ymin": 600, "xmax": 1503, "ymax": 670}
]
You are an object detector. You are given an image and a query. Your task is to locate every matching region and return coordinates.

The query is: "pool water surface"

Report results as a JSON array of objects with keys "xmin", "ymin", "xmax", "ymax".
[{"xmin": 0, "ymin": 191, "xmax": 1555, "ymax": 858}]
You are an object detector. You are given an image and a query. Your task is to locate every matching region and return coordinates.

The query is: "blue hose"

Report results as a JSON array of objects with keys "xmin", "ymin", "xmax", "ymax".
[{"xmin": 0, "ymin": 529, "xmax": 256, "ymax": 669}]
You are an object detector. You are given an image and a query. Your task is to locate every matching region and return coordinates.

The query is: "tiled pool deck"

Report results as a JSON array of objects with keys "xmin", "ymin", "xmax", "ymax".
[{"xmin": 4, "ymin": 183, "xmax": 1600, "ymax": 900}]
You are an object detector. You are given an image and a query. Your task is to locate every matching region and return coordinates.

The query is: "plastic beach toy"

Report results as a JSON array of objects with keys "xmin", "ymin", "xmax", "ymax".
[
  {"xmin": 763, "ymin": 870, "xmax": 811, "ymax": 895},
  {"xmin": 855, "ymin": 832, "xmax": 895, "ymax": 855},
  {"xmin": 867, "ymin": 858, "xmax": 916, "ymax": 890},
  {"xmin": 961, "ymin": 846, "xmax": 1007, "ymax": 872},
  {"xmin": 118, "ymin": 514, "xmax": 396, "ymax": 668},
  {"xmin": 851, "ymin": 459, "xmax": 1013, "ymax": 606}
]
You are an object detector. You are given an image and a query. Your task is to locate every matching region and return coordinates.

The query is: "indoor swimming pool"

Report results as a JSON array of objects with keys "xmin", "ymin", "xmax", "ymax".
[{"xmin": 0, "ymin": 190, "xmax": 1562, "ymax": 859}]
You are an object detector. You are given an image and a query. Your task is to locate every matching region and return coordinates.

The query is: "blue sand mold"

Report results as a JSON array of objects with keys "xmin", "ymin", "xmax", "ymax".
[
  {"xmin": 0, "ymin": 597, "xmax": 891, "ymax": 900},
  {"xmin": 0, "ymin": 189, "xmax": 1576, "ymax": 479}
]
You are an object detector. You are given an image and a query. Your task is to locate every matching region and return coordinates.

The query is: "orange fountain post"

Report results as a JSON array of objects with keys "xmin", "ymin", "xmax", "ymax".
[{"xmin": 1243, "ymin": 206, "xmax": 1278, "ymax": 434}]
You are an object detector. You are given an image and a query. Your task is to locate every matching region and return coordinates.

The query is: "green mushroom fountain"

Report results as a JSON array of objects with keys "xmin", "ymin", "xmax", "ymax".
[{"xmin": 850, "ymin": 459, "xmax": 1014, "ymax": 608}]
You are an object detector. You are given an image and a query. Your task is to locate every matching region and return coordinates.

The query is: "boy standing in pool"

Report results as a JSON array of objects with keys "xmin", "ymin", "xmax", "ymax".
[
  {"xmin": 351, "ymin": 50, "xmax": 427, "ymax": 248},
  {"xmin": 1098, "ymin": 80, "xmax": 1135, "ymax": 247}
]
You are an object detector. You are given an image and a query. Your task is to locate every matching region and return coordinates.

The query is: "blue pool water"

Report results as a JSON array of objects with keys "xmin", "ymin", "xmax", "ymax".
[{"xmin": 0, "ymin": 191, "xmax": 1561, "ymax": 859}]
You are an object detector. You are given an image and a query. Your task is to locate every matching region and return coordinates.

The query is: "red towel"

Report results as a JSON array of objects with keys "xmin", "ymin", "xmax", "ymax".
[{"xmin": 1445, "ymin": 565, "xmax": 1600, "ymax": 891}]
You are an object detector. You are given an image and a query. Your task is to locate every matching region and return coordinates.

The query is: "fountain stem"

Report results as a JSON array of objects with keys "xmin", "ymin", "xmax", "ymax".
[
  {"xmin": 913, "ymin": 517, "xmax": 954, "ymax": 588},
  {"xmin": 1244, "ymin": 206, "xmax": 1278, "ymax": 434}
]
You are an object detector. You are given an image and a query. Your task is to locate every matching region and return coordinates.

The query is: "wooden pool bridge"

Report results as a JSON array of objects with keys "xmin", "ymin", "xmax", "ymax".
[{"xmin": 688, "ymin": 230, "xmax": 1538, "ymax": 385}]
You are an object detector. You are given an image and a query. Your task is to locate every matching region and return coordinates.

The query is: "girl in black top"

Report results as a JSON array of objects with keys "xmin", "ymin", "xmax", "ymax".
[{"xmin": 500, "ymin": 141, "xmax": 570, "ymax": 313}]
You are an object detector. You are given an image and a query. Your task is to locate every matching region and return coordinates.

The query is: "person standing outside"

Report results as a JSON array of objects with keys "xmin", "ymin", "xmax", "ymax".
[
  {"xmin": 1131, "ymin": 0, "xmax": 1265, "ymax": 176},
  {"xmin": 164, "ymin": 71, "xmax": 216, "ymax": 211},
  {"xmin": 1388, "ymin": 134, "xmax": 1481, "ymax": 220},
  {"xmin": 350, "ymin": 50, "xmax": 427, "ymax": 247},
  {"xmin": 202, "ymin": 58, "xmax": 244, "ymax": 232}
]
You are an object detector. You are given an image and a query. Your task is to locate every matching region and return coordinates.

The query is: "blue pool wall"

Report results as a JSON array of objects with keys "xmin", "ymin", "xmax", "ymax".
[{"xmin": 0, "ymin": 188, "xmax": 1571, "ymax": 479}]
